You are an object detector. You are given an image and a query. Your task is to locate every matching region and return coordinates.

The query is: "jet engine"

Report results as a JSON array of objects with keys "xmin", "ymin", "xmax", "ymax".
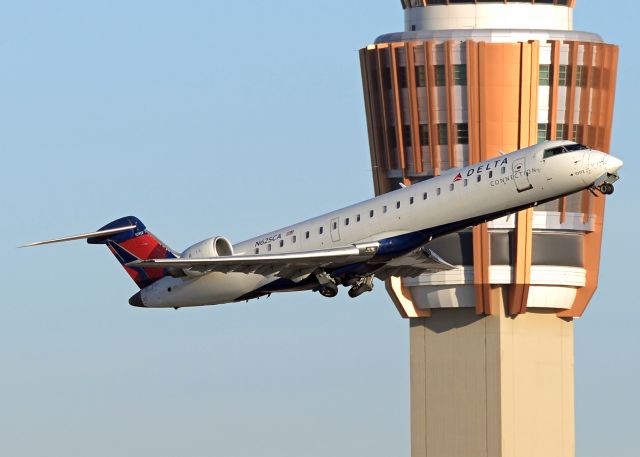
[{"xmin": 180, "ymin": 236, "xmax": 234, "ymax": 277}]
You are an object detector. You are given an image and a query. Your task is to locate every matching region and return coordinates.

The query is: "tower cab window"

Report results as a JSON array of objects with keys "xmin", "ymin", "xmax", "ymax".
[{"xmin": 543, "ymin": 143, "xmax": 588, "ymax": 159}]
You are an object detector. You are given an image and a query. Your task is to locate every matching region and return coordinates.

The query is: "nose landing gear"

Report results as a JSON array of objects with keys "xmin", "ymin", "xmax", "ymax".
[{"xmin": 598, "ymin": 182, "xmax": 615, "ymax": 195}]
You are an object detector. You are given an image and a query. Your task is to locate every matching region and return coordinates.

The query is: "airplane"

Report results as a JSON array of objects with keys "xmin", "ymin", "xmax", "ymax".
[{"xmin": 22, "ymin": 140, "xmax": 622, "ymax": 309}]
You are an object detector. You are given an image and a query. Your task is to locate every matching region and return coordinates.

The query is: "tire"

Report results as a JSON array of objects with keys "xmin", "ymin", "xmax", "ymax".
[
  {"xmin": 348, "ymin": 281, "xmax": 373, "ymax": 299},
  {"xmin": 319, "ymin": 284, "xmax": 338, "ymax": 298},
  {"xmin": 600, "ymin": 183, "xmax": 614, "ymax": 195}
]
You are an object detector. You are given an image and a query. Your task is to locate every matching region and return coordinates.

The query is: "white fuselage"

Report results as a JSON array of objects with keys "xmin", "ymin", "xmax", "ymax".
[{"xmin": 140, "ymin": 141, "xmax": 620, "ymax": 308}]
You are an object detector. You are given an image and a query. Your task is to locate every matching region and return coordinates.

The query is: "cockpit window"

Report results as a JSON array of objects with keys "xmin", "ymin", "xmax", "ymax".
[
  {"xmin": 563, "ymin": 143, "xmax": 589, "ymax": 152},
  {"xmin": 543, "ymin": 143, "xmax": 588, "ymax": 159}
]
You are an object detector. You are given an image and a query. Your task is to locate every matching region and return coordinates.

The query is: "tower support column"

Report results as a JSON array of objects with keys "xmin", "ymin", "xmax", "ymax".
[{"xmin": 410, "ymin": 308, "xmax": 574, "ymax": 457}]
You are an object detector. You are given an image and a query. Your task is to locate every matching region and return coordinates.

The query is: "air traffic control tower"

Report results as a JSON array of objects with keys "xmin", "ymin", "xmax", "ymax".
[{"xmin": 359, "ymin": 1, "xmax": 618, "ymax": 456}]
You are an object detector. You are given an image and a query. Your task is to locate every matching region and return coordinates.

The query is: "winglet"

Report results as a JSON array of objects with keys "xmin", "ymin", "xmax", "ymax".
[{"xmin": 422, "ymin": 248, "xmax": 456, "ymax": 270}]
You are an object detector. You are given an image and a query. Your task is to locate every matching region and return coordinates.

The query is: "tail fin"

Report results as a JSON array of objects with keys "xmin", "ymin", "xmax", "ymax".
[{"xmin": 87, "ymin": 216, "xmax": 177, "ymax": 289}]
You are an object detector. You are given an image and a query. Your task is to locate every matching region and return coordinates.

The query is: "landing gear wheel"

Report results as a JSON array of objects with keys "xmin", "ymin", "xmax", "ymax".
[
  {"xmin": 319, "ymin": 282, "xmax": 338, "ymax": 298},
  {"xmin": 348, "ymin": 287, "xmax": 363, "ymax": 298},
  {"xmin": 348, "ymin": 276, "xmax": 374, "ymax": 298},
  {"xmin": 599, "ymin": 183, "xmax": 614, "ymax": 195}
]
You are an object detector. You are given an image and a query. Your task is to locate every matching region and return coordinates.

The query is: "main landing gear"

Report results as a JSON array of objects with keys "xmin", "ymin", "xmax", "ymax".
[
  {"xmin": 598, "ymin": 182, "xmax": 615, "ymax": 195},
  {"xmin": 319, "ymin": 282, "xmax": 339, "ymax": 297},
  {"xmin": 315, "ymin": 273, "xmax": 375, "ymax": 298},
  {"xmin": 316, "ymin": 272, "xmax": 339, "ymax": 297},
  {"xmin": 348, "ymin": 275, "xmax": 374, "ymax": 298}
]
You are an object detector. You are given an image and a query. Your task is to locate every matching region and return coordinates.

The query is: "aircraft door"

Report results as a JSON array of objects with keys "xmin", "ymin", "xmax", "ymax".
[
  {"xmin": 512, "ymin": 157, "xmax": 533, "ymax": 192},
  {"xmin": 330, "ymin": 217, "xmax": 341, "ymax": 242}
]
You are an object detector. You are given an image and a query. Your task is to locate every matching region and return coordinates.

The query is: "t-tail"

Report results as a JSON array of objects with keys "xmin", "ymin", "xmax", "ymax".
[
  {"xmin": 87, "ymin": 216, "xmax": 177, "ymax": 288},
  {"xmin": 20, "ymin": 216, "xmax": 177, "ymax": 289}
]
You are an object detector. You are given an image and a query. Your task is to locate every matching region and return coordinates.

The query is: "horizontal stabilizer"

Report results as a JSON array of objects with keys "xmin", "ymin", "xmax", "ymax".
[
  {"xmin": 19, "ymin": 225, "xmax": 137, "ymax": 248},
  {"xmin": 20, "ymin": 216, "xmax": 176, "ymax": 289}
]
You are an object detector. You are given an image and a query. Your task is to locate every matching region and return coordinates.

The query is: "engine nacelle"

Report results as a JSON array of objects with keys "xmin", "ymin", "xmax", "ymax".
[{"xmin": 180, "ymin": 236, "xmax": 234, "ymax": 277}]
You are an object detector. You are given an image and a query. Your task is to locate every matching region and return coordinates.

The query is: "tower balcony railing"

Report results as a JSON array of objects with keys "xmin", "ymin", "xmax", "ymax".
[{"xmin": 401, "ymin": 0, "xmax": 573, "ymax": 8}]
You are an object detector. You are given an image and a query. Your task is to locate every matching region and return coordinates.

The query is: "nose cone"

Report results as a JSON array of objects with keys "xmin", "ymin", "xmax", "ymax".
[
  {"xmin": 128, "ymin": 291, "xmax": 145, "ymax": 307},
  {"xmin": 605, "ymin": 155, "xmax": 623, "ymax": 174}
]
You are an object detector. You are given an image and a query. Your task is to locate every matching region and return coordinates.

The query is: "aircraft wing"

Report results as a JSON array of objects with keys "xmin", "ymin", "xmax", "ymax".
[
  {"xmin": 127, "ymin": 241, "xmax": 456, "ymax": 281},
  {"xmin": 126, "ymin": 243, "xmax": 380, "ymax": 279}
]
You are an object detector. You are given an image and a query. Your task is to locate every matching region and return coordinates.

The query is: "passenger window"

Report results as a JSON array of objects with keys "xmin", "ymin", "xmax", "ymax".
[
  {"xmin": 305, "ymin": 231, "xmax": 310, "ymax": 239},
  {"xmin": 255, "ymin": 248, "xmax": 259, "ymax": 254},
  {"xmin": 345, "ymin": 218, "xmax": 349, "ymax": 226},
  {"xmin": 279, "ymin": 240, "xmax": 284, "ymax": 248},
  {"xmin": 449, "ymin": 183, "xmax": 454, "ymax": 191},
  {"xmin": 501, "ymin": 166, "xmax": 506, "ymax": 174},
  {"xmin": 477, "ymin": 175, "xmax": 481, "ymax": 182},
  {"xmin": 267, "ymin": 244, "xmax": 272, "ymax": 252},
  {"xmin": 423, "ymin": 192, "xmax": 428, "ymax": 200},
  {"xmin": 292, "ymin": 235, "xmax": 297, "ymax": 243},
  {"xmin": 489, "ymin": 171, "xmax": 493, "ymax": 178},
  {"xmin": 396, "ymin": 201, "xmax": 400, "ymax": 209},
  {"xmin": 332, "ymin": 221, "xmax": 337, "ymax": 230},
  {"xmin": 410, "ymin": 197, "xmax": 414, "ymax": 205},
  {"xmin": 357, "ymin": 214, "xmax": 361, "ymax": 222},
  {"xmin": 319, "ymin": 227, "xmax": 324, "ymax": 235},
  {"xmin": 464, "ymin": 179, "xmax": 468, "ymax": 187},
  {"xmin": 436, "ymin": 188, "xmax": 441, "ymax": 196},
  {"xmin": 370, "ymin": 210, "xmax": 374, "ymax": 217},
  {"xmin": 383, "ymin": 205, "xmax": 387, "ymax": 213}
]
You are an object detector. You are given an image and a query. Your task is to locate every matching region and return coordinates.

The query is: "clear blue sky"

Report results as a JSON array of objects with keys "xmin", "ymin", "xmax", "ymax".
[{"xmin": 1, "ymin": 1, "xmax": 638, "ymax": 456}]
